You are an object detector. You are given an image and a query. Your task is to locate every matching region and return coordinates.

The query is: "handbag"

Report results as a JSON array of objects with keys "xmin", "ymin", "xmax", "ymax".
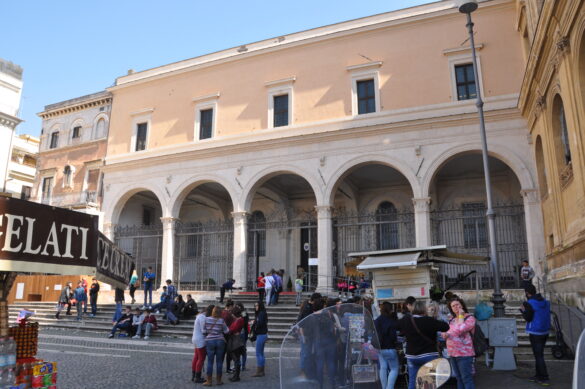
[
  {"xmin": 249, "ymin": 321, "xmax": 257, "ymax": 342},
  {"xmin": 410, "ymin": 316, "xmax": 440, "ymax": 353},
  {"xmin": 228, "ymin": 332, "xmax": 245, "ymax": 352}
]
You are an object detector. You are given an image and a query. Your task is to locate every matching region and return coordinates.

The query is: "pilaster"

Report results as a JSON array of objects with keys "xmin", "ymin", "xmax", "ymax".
[
  {"xmin": 232, "ymin": 211, "xmax": 249, "ymax": 289},
  {"xmin": 160, "ymin": 217, "xmax": 179, "ymax": 288},
  {"xmin": 315, "ymin": 205, "xmax": 333, "ymax": 294},
  {"xmin": 413, "ymin": 197, "xmax": 432, "ymax": 247}
]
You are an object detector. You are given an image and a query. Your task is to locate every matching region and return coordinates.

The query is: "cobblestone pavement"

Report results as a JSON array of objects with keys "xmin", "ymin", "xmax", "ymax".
[{"xmin": 37, "ymin": 332, "xmax": 574, "ymax": 389}]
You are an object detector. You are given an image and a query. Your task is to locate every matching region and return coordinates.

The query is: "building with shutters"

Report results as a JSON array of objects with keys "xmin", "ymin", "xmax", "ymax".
[
  {"xmin": 34, "ymin": 91, "xmax": 111, "ymax": 222},
  {"xmin": 98, "ymin": 0, "xmax": 544, "ymax": 293}
]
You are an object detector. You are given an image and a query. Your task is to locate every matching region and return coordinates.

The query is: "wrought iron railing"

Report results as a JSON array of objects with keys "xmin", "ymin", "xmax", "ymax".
[
  {"xmin": 41, "ymin": 190, "xmax": 98, "ymax": 207},
  {"xmin": 114, "ymin": 224, "xmax": 163, "ymax": 288}
]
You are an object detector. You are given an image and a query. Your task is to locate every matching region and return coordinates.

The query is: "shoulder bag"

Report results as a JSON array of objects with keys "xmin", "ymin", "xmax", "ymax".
[{"xmin": 410, "ymin": 316, "xmax": 440, "ymax": 353}]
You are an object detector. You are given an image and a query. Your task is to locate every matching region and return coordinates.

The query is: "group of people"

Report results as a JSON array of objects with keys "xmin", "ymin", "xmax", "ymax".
[
  {"xmin": 255, "ymin": 269, "xmax": 286, "ymax": 306},
  {"xmin": 191, "ymin": 298, "xmax": 269, "ymax": 386},
  {"xmin": 55, "ymin": 278, "xmax": 100, "ymax": 320},
  {"xmin": 108, "ymin": 305, "xmax": 159, "ymax": 339}
]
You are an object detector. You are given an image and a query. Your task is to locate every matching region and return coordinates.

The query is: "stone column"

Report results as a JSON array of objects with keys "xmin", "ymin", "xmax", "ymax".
[
  {"xmin": 160, "ymin": 217, "xmax": 178, "ymax": 288},
  {"xmin": 102, "ymin": 222, "xmax": 117, "ymax": 241},
  {"xmin": 521, "ymin": 189, "xmax": 546, "ymax": 281},
  {"xmin": 316, "ymin": 205, "xmax": 333, "ymax": 294},
  {"xmin": 232, "ymin": 212, "xmax": 248, "ymax": 290},
  {"xmin": 413, "ymin": 197, "xmax": 432, "ymax": 247}
]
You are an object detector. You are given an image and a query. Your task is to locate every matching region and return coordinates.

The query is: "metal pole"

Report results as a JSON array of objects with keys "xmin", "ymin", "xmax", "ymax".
[{"xmin": 464, "ymin": 11, "xmax": 506, "ymax": 317}]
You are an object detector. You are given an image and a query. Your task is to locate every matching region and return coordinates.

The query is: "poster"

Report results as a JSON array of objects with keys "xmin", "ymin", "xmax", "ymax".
[
  {"xmin": 347, "ymin": 313, "xmax": 365, "ymax": 342},
  {"xmin": 15, "ymin": 283, "xmax": 24, "ymax": 299}
]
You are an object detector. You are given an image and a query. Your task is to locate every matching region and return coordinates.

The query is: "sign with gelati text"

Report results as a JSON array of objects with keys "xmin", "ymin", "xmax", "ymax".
[
  {"xmin": 0, "ymin": 196, "xmax": 98, "ymax": 275},
  {"xmin": 96, "ymin": 232, "xmax": 134, "ymax": 289}
]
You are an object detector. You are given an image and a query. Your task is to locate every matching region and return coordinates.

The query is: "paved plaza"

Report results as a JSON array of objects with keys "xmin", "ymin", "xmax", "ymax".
[{"xmin": 36, "ymin": 329, "xmax": 574, "ymax": 389}]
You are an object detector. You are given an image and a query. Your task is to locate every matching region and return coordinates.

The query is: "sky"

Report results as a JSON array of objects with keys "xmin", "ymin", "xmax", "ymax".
[{"xmin": 2, "ymin": 0, "xmax": 430, "ymax": 137}]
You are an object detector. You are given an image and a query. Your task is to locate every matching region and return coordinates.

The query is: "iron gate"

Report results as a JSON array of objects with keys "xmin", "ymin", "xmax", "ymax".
[
  {"xmin": 333, "ymin": 208, "xmax": 416, "ymax": 277},
  {"xmin": 246, "ymin": 209, "xmax": 317, "ymax": 291},
  {"xmin": 431, "ymin": 203, "xmax": 527, "ymax": 290},
  {"xmin": 175, "ymin": 220, "xmax": 234, "ymax": 291},
  {"xmin": 114, "ymin": 224, "xmax": 163, "ymax": 288}
]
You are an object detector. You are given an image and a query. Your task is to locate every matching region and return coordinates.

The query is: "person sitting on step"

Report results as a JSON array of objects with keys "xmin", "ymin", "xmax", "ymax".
[{"xmin": 108, "ymin": 306, "xmax": 134, "ymax": 338}]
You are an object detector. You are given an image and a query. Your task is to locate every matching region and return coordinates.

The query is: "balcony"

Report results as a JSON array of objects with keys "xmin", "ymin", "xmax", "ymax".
[{"xmin": 41, "ymin": 191, "xmax": 99, "ymax": 209}]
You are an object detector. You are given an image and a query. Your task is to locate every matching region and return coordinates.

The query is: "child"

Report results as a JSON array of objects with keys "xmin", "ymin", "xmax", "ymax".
[
  {"xmin": 131, "ymin": 308, "xmax": 145, "ymax": 339},
  {"xmin": 295, "ymin": 277, "xmax": 304, "ymax": 306}
]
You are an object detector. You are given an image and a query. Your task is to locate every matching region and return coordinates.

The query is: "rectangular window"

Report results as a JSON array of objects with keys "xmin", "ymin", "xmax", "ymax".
[
  {"xmin": 357, "ymin": 79, "xmax": 376, "ymax": 114},
  {"xmin": 20, "ymin": 186, "xmax": 31, "ymax": 200},
  {"xmin": 49, "ymin": 132, "xmax": 59, "ymax": 149},
  {"xmin": 142, "ymin": 207, "xmax": 153, "ymax": 226},
  {"xmin": 41, "ymin": 177, "xmax": 53, "ymax": 204},
  {"xmin": 455, "ymin": 64, "xmax": 477, "ymax": 101},
  {"xmin": 72, "ymin": 126, "xmax": 81, "ymax": 139},
  {"xmin": 135, "ymin": 122, "xmax": 148, "ymax": 151},
  {"xmin": 199, "ymin": 108, "xmax": 213, "ymax": 140},
  {"xmin": 273, "ymin": 94, "xmax": 289, "ymax": 127},
  {"xmin": 462, "ymin": 202, "xmax": 487, "ymax": 249}
]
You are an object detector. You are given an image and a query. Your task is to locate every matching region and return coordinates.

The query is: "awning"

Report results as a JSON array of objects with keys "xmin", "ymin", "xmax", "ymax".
[{"xmin": 357, "ymin": 252, "xmax": 421, "ymax": 271}]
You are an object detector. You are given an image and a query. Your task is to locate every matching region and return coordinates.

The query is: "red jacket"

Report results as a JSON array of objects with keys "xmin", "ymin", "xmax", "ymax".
[
  {"xmin": 257, "ymin": 277, "xmax": 265, "ymax": 288},
  {"xmin": 229, "ymin": 317, "xmax": 244, "ymax": 335},
  {"xmin": 143, "ymin": 315, "xmax": 158, "ymax": 330}
]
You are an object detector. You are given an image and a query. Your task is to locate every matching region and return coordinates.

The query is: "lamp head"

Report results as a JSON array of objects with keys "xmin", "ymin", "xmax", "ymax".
[{"xmin": 456, "ymin": 0, "xmax": 478, "ymax": 14}]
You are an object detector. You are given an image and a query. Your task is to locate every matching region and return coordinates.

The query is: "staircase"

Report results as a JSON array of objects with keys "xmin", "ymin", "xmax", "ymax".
[{"xmin": 9, "ymin": 294, "xmax": 555, "ymax": 360}]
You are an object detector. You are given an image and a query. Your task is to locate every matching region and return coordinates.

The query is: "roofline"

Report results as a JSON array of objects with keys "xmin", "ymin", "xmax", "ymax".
[
  {"xmin": 110, "ymin": 0, "xmax": 506, "ymax": 90},
  {"xmin": 38, "ymin": 90, "xmax": 112, "ymax": 118}
]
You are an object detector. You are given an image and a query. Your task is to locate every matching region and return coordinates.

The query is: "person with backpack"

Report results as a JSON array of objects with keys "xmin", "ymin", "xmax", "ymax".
[
  {"xmin": 398, "ymin": 300, "xmax": 449, "ymax": 389},
  {"xmin": 55, "ymin": 281, "xmax": 73, "ymax": 319},
  {"xmin": 521, "ymin": 284, "xmax": 551, "ymax": 386},
  {"xmin": 263, "ymin": 271, "xmax": 275, "ymax": 306},
  {"xmin": 442, "ymin": 297, "xmax": 476, "ymax": 389}
]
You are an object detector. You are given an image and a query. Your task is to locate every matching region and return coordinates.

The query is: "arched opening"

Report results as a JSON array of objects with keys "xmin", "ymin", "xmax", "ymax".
[
  {"xmin": 330, "ymin": 162, "xmax": 415, "ymax": 278},
  {"xmin": 95, "ymin": 118, "xmax": 107, "ymax": 139},
  {"xmin": 174, "ymin": 182, "xmax": 234, "ymax": 290},
  {"xmin": 246, "ymin": 173, "xmax": 317, "ymax": 290},
  {"xmin": 114, "ymin": 190, "xmax": 164, "ymax": 288},
  {"xmin": 535, "ymin": 136, "xmax": 549, "ymax": 198},
  {"xmin": 429, "ymin": 153, "xmax": 527, "ymax": 289},
  {"xmin": 551, "ymin": 94, "xmax": 573, "ymax": 187},
  {"xmin": 62, "ymin": 165, "xmax": 73, "ymax": 188}
]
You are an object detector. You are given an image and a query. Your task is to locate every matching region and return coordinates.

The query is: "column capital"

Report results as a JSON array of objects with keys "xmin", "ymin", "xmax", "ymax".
[
  {"xmin": 160, "ymin": 217, "xmax": 179, "ymax": 229},
  {"xmin": 520, "ymin": 189, "xmax": 539, "ymax": 204},
  {"xmin": 231, "ymin": 211, "xmax": 249, "ymax": 223},
  {"xmin": 412, "ymin": 197, "xmax": 431, "ymax": 212},
  {"xmin": 315, "ymin": 205, "xmax": 333, "ymax": 218}
]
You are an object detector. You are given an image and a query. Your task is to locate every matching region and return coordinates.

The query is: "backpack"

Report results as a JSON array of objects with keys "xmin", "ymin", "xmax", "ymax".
[{"xmin": 466, "ymin": 316, "xmax": 488, "ymax": 357}]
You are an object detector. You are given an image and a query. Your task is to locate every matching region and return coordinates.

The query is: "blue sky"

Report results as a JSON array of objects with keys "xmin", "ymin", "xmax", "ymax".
[{"xmin": 2, "ymin": 0, "xmax": 430, "ymax": 136}]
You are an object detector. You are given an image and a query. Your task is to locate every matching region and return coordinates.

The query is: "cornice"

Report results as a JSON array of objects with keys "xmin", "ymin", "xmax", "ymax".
[
  {"xmin": 103, "ymin": 94, "xmax": 522, "ymax": 173},
  {"xmin": 38, "ymin": 96, "xmax": 112, "ymax": 119},
  {"xmin": 0, "ymin": 111, "xmax": 22, "ymax": 129}
]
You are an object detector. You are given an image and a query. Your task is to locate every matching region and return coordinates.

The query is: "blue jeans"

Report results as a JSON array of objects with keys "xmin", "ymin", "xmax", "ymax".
[
  {"xmin": 379, "ymin": 349, "xmax": 399, "ymax": 389},
  {"xmin": 529, "ymin": 334, "xmax": 549, "ymax": 380},
  {"xmin": 112, "ymin": 302, "xmax": 122, "ymax": 322},
  {"xmin": 206, "ymin": 339, "xmax": 226, "ymax": 376},
  {"xmin": 90, "ymin": 295, "xmax": 97, "ymax": 315},
  {"xmin": 265, "ymin": 288, "xmax": 272, "ymax": 305},
  {"xmin": 300, "ymin": 339, "xmax": 315, "ymax": 377},
  {"xmin": 144, "ymin": 283, "xmax": 153, "ymax": 306},
  {"xmin": 315, "ymin": 343, "xmax": 336, "ymax": 388},
  {"xmin": 76, "ymin": 301, "xmax": 83, "ymax": 320},
  {"xmin": 240, "ymin": 332, "xmax": 248, "ymax": 368},
  {"xmin": 451, "ymin": 356, "xmax": 475, "ymax": 389},
  {"xmin": 255, "ymin": 334, "xmax": 267, "ymax": 368},
  {"xmin": 407, "ymin": 354, "xmax": 438, "ymax": 389}
]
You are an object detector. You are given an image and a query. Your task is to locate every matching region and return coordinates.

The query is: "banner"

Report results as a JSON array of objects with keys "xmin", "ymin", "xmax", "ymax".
[{"xmin": 0, "ymin": 196, "xmax": 134, "ymax": 287}]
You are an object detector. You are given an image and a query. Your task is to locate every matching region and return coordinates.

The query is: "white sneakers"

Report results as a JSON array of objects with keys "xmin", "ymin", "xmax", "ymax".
[
  {"xmin": 132, "ymin": 335, "xmax": 140, "ymax": 339},
  {"xmin": 144, "ymin": 336, "xmax": 150, "ymax": 340}
]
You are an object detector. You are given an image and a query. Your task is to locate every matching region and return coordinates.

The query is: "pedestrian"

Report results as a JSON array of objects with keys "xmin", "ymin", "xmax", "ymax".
[
  {"xmin": 441, "ymin": 298, "xmax": 476, "ymax": 389},
  {"xmin": 138, "ymin": 309, "xmax": 157, "ymax": 340},
  {"xmin": 295, "ymin": 275, "xmax": 304, "ymax": 306},
  {"xmin": 375, "ymin": 302, "xmax": 399, "ymax": 389},
  {"xmin": 520, "ymin": 260, "xmax": 535, "ymax": 290},
  {"xmin": 398, "ymin": 296, "xmax": 416, "ymax": 319},
  {"xmin": 89, "ymin": 278, "xmax": 100, "ymax": 317},
  {"xmin": 108, "ymin": 305, "xmax": 134, "ymax": 338},
  {"xmin": 227, "ymin": 305, "xmax": 246, "ymax": 382},
  {"xmin": 296, "ymin": 293, "xmax": 322, "ymax": 380},
  {"xmin": 167, "ymin": 295, "xmax": 185, "ymax": 325},
  {"xmin": 73, "ymin": 281, "xmax": 86, "ymax": 321},
  {"xmin": 152, "ymin": 286, "xmax": 169, "ymax": 314},
  {"xmin": 202, "ymin": 306, "xmax": 230, "ymax": 386},
  {"xmin": 235, "ymin": 302, "xmax": 249, "ymax": 371},
  {"xmin": 80, "ymin": 278, "xmax": 88, "ymax": 314},
  {"xmin": 192, "ymin": 305, "xmax": 214, "ymax": 383},
  {"xmin": 398, "ymin": 300, "xmax": 449, "ymax": 389},
  {"xmin": 55, "ymin": 282, "xmax": 73, "ymax": 319},
  {"xmin": 131, "ymin": 307, "xmax": 145, "ymax": 338},
  {"xmin": 521, "ymin": 284, "xmax": 551, "ymax": 386},
  {"xmin": 184, "ymin": 294, "xmax": 198, "ymax": 317},
  {"xmin": 264, "ymin": 271, "xmax": 275, "ymax": 306},
  {"xmin": 219, "ymin": 278, "xmax": 235, "ymax": 303},
  {"xmin": 129, "ymin": 270, "xmax": 138, "ymax": 304},
  {"xmin": 271, "ymin": 270, "xmax": 282, "ymax": 305},
  {"xmin": 113, "ymin": 287, "xmax": 125, "ymax": 323},
  {"xmin": 222, "ymin": 300, "xmax": 235, "ymax": 374},
  {"xmin": 143, "ymin": 266, "xmax": 156, "ymax": 309},
  {"xmin": 251, "ymin": 301, "xmax": 268, "ymax": 377},
  {"xmin": 256, "ymin": 272, "xmax": 265, "ymax": 303},
  {"xmin": 166, "ymin": 279, "xmax": 178, "ymax": 307},
  {"xmin": 297, "ymin": 292, "xmax": 322, "ymax": 323},
  {"xmin": 314, "ymin": 301, "xmax": 337, "ymax": 388}
]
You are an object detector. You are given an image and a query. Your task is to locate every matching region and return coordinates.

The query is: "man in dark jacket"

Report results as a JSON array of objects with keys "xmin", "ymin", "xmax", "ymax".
[
  {"xmin": 219, "ymin": 279, "xmax": 235, "ymax": 303},
  {"xmin": 108, "ymin": 306, "xmax": 134, "ymax": 338},
  {"xmin": 296, "ymin": 292, "xmax": 322, "ymax": 323},
  {"xmin": 521, "ymin": 284, "xmax": 551, "ymax": 386},
  {"xmin": 89, "ymin": 278, "xmax": 100, "ymax": 317},
  {"xmin": 55, "ymin": 282, "xmax": 73, "ymax": 319}
]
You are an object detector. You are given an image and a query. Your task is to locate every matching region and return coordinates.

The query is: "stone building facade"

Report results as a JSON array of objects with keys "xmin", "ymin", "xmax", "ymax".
[
  {"xmin": 99, "ymin": 0, "xmax": 543, "ymax": 292},
  {"xmin": 34, "ymin": 91, "xmax": 111, "ymax": 221},
  {"xmin": 0, "ymin": 58, "xmax": 23, "ymax": 193},
  {"xmin": 5, "ymin": 134, "xmax": 39, "ymax": 199},
  {"xmin": 518, "ymin": 0, "xmax": 585, "ymax": 310}
]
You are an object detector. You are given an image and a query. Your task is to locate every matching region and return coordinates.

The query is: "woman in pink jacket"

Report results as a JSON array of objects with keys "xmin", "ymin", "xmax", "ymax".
[{"xmin": 441, "ymin": 298, "xmax": 476, "ymax": 389}]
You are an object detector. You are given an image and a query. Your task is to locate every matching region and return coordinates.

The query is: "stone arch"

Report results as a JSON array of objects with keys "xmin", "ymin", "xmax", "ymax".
[
  {"xmin": 92, "ymin": 113, "xmax": 109, "ymax": 139},
  {"xmin": 549, "ymin": 93, "xmax": 573, "ymax": 169},
  {"xmin": 421, "ymin": 143, "xmax": 535, "ymax": 197},
  {"xmin": 104, "ymin": 183, "xmax": 167, "ymax": 225},
  {"xmin": 534, "ymin": 135, "xmax": 549, "ymax": 198},
  {"xmin": 242, "ymin": 165, "xmax": 322, "ymax": 212},
  {"xmin": 324, "ymin": 154, "xmax": 420, "ymax": 206},
  {"xmin": 170, "ymin": 174, "xmax": 238, "ymax": 219}
]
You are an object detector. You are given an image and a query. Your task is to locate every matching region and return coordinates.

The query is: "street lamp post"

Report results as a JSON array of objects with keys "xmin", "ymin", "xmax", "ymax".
[{"xmin": 457, "ymin": 0, "xmax": 506, "ymax": 318}]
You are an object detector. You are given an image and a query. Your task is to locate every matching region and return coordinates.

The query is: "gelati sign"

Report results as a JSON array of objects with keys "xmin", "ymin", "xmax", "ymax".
[{"xmin": 0, "ymin": 196, "xmax": 133, "ymax": 288}]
